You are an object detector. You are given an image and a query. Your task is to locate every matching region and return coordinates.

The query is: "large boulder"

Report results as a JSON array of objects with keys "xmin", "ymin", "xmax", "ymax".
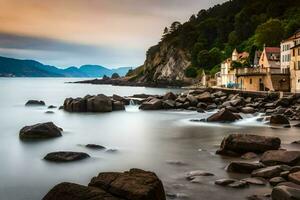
[
  {"xmin": 19, "ymin": 122, "xmax": 62, "ymax": 140},
  {"xmin": 44, "ymin": 151, "xmax": 90, "ymax": 162},
  {"xmin": 139, "ymin": 98, "xmax": 163, "ymax": 110},
  {"xmin": 89, "ymin": 168, "xmax": 166, "ymax": 200},
  {"xmin": 216, "ymin": 134, "xmax": 281, "ymax": 156},
  {"xmin": 272, "ymin": 185, "xmax": 300, "ymax": 200},
  {"xmin": 207, "ymin": 108, "xmax": 242, "ymax": 123},
  {"xmin": 87, "ymin": 94, "xmax": 112, "ymax": 112},
  {"xmin": 42, "ymin": 182, "xmax": 123, "ymax": 200},
  {"xmin": 260, "ymin": 150, "xmax": 300, "ymax": 166},
  {"xmin": 25, "ymin": 100, "xmax": 45, "ymax": 106},
  {"xmin": 64, "ymin": 97, "xmax": 87, "ymax": 112},
  {"xmin": 270, "ymin": 114, "xmax": 290, "ymax": 125},
  {"xmin": 163, "ymin": 92, "xmax": 177, "ymax": 101}
]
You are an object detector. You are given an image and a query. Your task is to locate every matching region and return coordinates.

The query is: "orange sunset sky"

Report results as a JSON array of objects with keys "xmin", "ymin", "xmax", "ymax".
[{"xmin": 0, "ymin": 0, "xmax": 225, "ymax": 68}]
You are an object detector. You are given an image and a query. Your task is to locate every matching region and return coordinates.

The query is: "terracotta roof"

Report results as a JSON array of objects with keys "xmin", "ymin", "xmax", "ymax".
[{"xmin": 265, "ymin": 47, "xmax": 280, "ymax": 53}]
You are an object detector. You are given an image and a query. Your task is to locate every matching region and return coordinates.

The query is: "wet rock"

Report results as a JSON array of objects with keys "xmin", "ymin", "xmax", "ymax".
[
  {"xmin": 216, "ymin": 134, "xmax": 281, "ymax": 156},
  {"xmin": 139, "ymin": 98, "xmax": 163, "ymax": 110},
  {"xmin": 275, "ymin": 98, "xmax": 291, "ymax": 107},
  {"xmin": 64, "ymin": 97, "xmax": 87, "ymax": 112},
  {"xmin": 280, "ymin": 171, "xmax": 290, "ymax": 179},
  {"xmin": 277, "ymin": 181, "xmax": 300, "ymax": 189},
  {"xmin": 227, "ymin": 162, "xmax": 264, "ymax": 174},
  {"xmin": 112, "ymin": 101, "xmax": 125, "ymax": 111},
  {"xmin": 48, "ymin": 105, "xmax": 57, "ymax": 109},
  {"xmin": 270, "ymin": 114, "xmax": 290, "ymax": 125},
  {"xmin": 228, "ymin": 181, "xmax": 248, "ymax": 188},
  {"xmin": 43, "ymin": 182, "xmax": 124, "ymax": 200},
  {"xmin": 290, "ymin": 166, "xmax": 300, "ymax": 173},
  {"xmin": 162, "ymin": 100, "xmax": 175, "ymax": 109},
  {"xmin": 89, "ymin": 168, "xmax": 166, "ymax": 200},
  {"xmin": 45, "ymin": 111, "xmax": 54, "ymax": 114},
  {"xmin": 207, "ymin": 108, "xmax": 241, "ymax": 123},
  {"xmin": 87, "ymin": 94, "xmax": 112, "ymax": 112},
  {"xmin": 166, "ymin": 160, "xmax": 187, "ymax": 166},
  {"xmin": 86, "ymin": 144, "xmax": 105, "ymax": 150},
  {"xmin": 269, "ymin": 177, "xmax": 286, "ymax": 186},
  {"xmin": 113, "ymin": 94, "xmax": 129, "ymax": 105},
  {"xmin": 215, "ymin": 179, "xmax": 236, "ymax": 186},
  {"xmin": 25, "ymin": 100, "xmax": 45, "ymax": 106},
  {"xmin": 44, "ymin": 151, "xmax": 90, "ymax": 162},
  {"xmin": 196, "ymin": 92, "xmax": 212, "ymax": 102},
  {"xmin": 19, "ymin": 122, "xmax": 62, "ymax": 140},
  {"xmin": 260, "ymin": 150, "xmax": 300, "ymax": 166},
  {"xmin": 197, "ymin": 108, "xmax": 205, "ymax": 113},
  {"xmin": 241, "ymin": 152, "xmax": 259, "ymax": 160},
  {"xmin": 163, "ymin": 92, "xmax": 177, "ymax": 101},
  {"xmin": 187, "ymin": 95, "xmax": 198, "ymax": 106},
  {"xmin": 271, "ymin": 185, "xmax": 300, "ymax": 200},
  {"xmin": 252, "ymin": 165, "xmax": 290, "ymax": 179},
  {"xmin": 186, "ymin": 170, "xmax": 214, "ymax": 180},
  {"xmin": 197, "ymin": 102, "xmax": 207, "ymax": 109},
  {"xmin": 206, "ymin": 103, "xmax": 217, "ymax": 111},
  {"xmin": 288, "ymin": 171, "xmax": 300, "ymax": 185},
  {"xmin": 241, "ymin": 107, "xmax": 256, "ymax": 114},
  {"xmin": 242, "ymin": 177, "xmax": 267, "ymax": 185}
]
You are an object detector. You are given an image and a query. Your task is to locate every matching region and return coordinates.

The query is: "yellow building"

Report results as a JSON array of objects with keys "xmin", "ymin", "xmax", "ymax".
[
  {"xmin": 290, "ymin": 44, "xmax": 300, "ymax": 92},
  {"xmin": 237, "ymin": 47, "xmax": 290, "ymax": 92}
]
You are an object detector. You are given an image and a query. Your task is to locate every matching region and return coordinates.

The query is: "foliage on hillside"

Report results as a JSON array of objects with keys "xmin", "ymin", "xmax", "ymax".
[{"xmin": 153, "ymin": 0, "xmax": 300, "ymax": 77}]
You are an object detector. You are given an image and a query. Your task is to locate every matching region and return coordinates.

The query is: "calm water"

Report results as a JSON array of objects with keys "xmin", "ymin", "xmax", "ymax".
[{"xmin": 0, "ymin": 78, "xmax": 300, "ymax": 200}]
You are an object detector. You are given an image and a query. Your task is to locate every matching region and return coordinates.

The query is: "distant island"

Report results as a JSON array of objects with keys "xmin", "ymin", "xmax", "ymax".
[{"xmin": 0, "ymin": 56, "xmax": 132, "ymax": 77}]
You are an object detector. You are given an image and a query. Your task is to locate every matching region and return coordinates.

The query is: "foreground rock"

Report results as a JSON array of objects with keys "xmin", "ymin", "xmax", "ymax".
[
  {"xmin": 260, "ymin": 150, "xmax": 300, "ymax": 166},
  {"xmin": 44, "ymin": 151, "xmax": 90, "ymax": 162},
  {"xmin": 64, "ymin": 94, "xmax": 113, "ymax": 113},
  {"xmin": 43, "ymin": 182, "xmax": 123, "ymax": 200},
  {"xmin": 216, "ymin": 134, "xmax": 281, "ymax": 156},
  {"xmin": 25, "ymin": 100, "xmax": 45, "ymax": 106},
  {"xmin": 207, "ymin": 108, "xmax": 241, "ymax": 123},
  {"xmin": 43, "ymin": 169, "xmax": 166, "ymax": 200},
  {"xmin": 251, "ymin": 165, "xmax": 290, "ymax": 179},
  {"xmin": 272, "ymin": 185, "xmax": 300, "ymax": 200},
  {"xmin": 19, "ymin": 122, "xmax": 62, "ymax": 140}
]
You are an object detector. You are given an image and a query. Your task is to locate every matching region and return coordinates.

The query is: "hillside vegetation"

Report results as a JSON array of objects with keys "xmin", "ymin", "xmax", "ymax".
[{"xmin": 130, "ymin": 0, "xmax": 300, "ymax": 84}]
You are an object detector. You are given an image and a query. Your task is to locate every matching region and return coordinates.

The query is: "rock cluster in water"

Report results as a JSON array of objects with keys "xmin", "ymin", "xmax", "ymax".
[
  {"xmin": 19, "ymin": 122, "xmax": 62, "ymax": 140},
  {"xmin": 43, "ymin": 168, "xmax": 166, "ymax": 200},
  {"xmin": 215, "ymin": 133, "xmax": 300, "ymax": 200},
  {"xmin": 63, "ymin": 94, "xmax": 127, "ymax": 112}
]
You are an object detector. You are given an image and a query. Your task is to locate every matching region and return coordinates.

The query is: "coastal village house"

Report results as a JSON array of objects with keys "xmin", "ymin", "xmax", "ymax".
[
  {"xmin": 220, "ymin": 49, "xmax": 249, "ymax": 88},
  {"xmin": 281, "ymin": 30, "xmax": 300, "ymax": 92},
  {"xmin": 290, "ymin": 44, "xmax": 300, "ymax": 92},
  {"xmin": 236, "ymin": 47, "xmax": 290, "ymax": 92}
]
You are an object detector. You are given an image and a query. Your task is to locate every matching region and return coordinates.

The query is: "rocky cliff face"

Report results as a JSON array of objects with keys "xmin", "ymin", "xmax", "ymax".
[{"xmin": 137, "ymin": 42, "xmax": 192, "ymax": 86}]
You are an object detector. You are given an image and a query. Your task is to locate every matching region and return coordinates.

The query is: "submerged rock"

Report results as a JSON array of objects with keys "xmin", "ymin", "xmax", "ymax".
[
  {"xmin": 207, "ymin": 108, "xmax": 241, "ymax": 123},
  {"xmin": 44, "ymin": 151, "xmax": 90, "ymax": 162},
  {"xmin": 85, "ymin": 144, "xmax": 105, "ymax": 150},
  {"xmin": 242, "ymin": 177, "xmax": 267, "ymax": 185},
  {"xmin": 19, "ymin": 122, "xmax": 62, "ymax": 140},
  {"xmin": 216, "ymin": 134, "xmax": 281, "ymax": 156},
  {"xmin": 25, "ymin": 100, "xmax": 45, "ymax": 106}
]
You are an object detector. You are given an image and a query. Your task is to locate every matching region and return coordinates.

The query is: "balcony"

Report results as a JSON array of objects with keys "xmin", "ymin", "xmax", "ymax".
[{"xmin": 236, "ymin": 67, "xmax": 289, "ymax": 76}]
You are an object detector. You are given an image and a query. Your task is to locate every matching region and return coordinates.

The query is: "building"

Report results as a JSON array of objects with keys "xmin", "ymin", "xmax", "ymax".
[
  {"xmin": 290, "ymin": 44, "xmax": 300, "ymax": 92},
  {"xmin": 236, "ymin": 47, "xmax": 290, "ymax": 92},
  {"xmin": 280, "ymin": 30, "xmax": 300, "ymax": 73},
  {"xmin": 220, "ymin": 49, "xmax": 249, "ymax": 88}
]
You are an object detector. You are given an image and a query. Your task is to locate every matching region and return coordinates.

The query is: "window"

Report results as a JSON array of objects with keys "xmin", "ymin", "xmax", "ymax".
[
  {"xmin": 250, "ymin": 78, "xmax": 252, "ymax": 84},
  {"xmin": 298, "ymin": 61, "xmax": 300, "ymax": 70},
  {"xmin": 298, "ymin": 79, "xmax": 300, "ymax": 83},
  {"xmin": 298, "ymin": 48, "xmax": 300, "ymax": 56}
]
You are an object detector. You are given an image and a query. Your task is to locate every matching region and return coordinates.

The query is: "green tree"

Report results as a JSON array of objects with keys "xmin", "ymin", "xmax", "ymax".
[
  {"xmin": 254, "ymin": 19, "xmax": 284, "ymax": 47},
  {"xmin": 197, "ymin": 50, "xmax": 210, "ymax": 69},
  {"xmin": 184, "ymin": 66, "xmax": 198, "ymax": 78}
]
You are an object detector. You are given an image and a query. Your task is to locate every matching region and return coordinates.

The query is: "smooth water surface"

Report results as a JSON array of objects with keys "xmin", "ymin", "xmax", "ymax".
[{"xmin": 0, "ymin": 78, "xmax": 299, "ymax": 200}]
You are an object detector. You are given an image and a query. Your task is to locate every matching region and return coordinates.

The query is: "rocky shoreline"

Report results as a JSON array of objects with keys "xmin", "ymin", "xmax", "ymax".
[
  {"xmin": 22, "ymin": 88, "xmax": 300, "ymax": 200},
  {"xmin": 68, "ymin": 77, "xmax": 188, "ymax": 88}
]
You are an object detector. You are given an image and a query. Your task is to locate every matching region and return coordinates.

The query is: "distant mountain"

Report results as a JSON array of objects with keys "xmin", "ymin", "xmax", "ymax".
[{"xmin": 0, "ymin": 56, "xmax": 132, "ymax": 77}]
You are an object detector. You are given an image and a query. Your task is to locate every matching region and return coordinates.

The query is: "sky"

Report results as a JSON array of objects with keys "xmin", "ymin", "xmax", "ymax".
[{"xmin": 0, "ymin": 0, "xmax": 225, "ymax": 68}]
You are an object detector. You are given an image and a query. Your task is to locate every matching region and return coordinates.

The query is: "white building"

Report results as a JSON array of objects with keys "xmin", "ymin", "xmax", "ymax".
[{"xmin": 280, "ymin": 30, "xmax": 300, "ymax": 73}]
